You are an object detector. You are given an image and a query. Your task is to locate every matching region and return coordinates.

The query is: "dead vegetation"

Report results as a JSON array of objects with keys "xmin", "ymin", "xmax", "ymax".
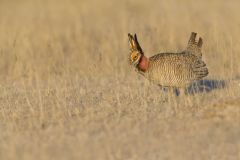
[{"xmin": 0, "ymin": 0, "xmax": 239, "ymax": 159}]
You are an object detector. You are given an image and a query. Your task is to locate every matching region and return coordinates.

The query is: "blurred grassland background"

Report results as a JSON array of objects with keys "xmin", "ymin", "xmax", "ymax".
[{"xmin": 0, "ymin": 0, "xmax": 240, "ymax": 159}]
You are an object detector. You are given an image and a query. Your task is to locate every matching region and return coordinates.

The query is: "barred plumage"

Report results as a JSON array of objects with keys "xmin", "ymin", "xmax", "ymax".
[
  {"xmin": 128, "ymin": 32, "xmax": 209, "ymax": 93},
  {"xmin": 144, "ymin": 52, "xmax": 208, "ymax": 87}
]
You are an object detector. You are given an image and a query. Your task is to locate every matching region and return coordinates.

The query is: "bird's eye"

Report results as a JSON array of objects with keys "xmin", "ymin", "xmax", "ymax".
[{"xmin": 133, "ymin": 55, "xmax": 138, "ymax": 60}]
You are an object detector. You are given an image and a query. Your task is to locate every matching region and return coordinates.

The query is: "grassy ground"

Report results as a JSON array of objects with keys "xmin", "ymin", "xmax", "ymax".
[{"xmin": 0, "ymin": 0, "xmax": 240, "ymax": 159}]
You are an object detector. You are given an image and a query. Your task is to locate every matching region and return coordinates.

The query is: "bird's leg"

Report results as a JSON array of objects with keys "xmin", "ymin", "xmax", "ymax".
[{"xmin": 168, "ymin": 87, "xmax": 178, "ymax": 115}]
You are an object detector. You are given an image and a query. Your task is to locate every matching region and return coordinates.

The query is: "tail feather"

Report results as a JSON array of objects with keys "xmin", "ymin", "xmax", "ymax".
[
  {"xmin": 198, "ymin": 37, "xmax": 203, "ymax": 48},
  {"xmin": 186, "ymin": 32, "xmax": 203, "ymax": 58},
  {"xmin": 193, "ymin": 59, "xmax": 208, "ymax": 79},
  {"xmin": 194, "ymin": 60, "xmax": 206, "ymax": 68}
]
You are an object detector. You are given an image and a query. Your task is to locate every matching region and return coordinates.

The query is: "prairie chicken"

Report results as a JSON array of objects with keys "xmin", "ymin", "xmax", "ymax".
[{"xmin": 128, "ymin": 32, "xmax": 209, "ymax": 94}]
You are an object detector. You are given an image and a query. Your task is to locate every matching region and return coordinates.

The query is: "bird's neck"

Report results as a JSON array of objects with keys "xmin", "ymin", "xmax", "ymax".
[{"xmin": 137, "ymin": 55, "xmax": 149, "ymax": 72}]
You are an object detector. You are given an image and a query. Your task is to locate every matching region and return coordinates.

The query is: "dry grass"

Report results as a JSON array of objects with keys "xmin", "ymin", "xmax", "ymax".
[{"xmin": 0, "ymin": 0, "xmax": 240, "ymax": 159}]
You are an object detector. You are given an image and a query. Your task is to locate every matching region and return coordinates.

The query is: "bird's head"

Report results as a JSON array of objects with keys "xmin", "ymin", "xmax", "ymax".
[{"xmin": 128, "ymin": 33, "xmax": 144, "ymax": 67}]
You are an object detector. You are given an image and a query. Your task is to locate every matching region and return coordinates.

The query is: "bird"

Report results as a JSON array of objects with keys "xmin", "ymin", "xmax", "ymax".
[{"xmin": 128, "ymin": 32, "xmax": 209, "ymax": 95}]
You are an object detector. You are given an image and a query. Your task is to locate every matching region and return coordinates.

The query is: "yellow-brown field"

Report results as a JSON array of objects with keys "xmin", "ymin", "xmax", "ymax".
[{"xmin": 0, "ymin": 0, "xmax": 240, "ymax": 159}]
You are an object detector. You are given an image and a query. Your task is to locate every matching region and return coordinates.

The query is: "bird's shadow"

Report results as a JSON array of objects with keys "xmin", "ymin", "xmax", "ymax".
[
  {"xmin": 185, "ymin": 79, "xmax": 226, "ymax": 95},
  {"xmin": 161, "ymin": 79, "xmax": 226, "ymax": 96}
]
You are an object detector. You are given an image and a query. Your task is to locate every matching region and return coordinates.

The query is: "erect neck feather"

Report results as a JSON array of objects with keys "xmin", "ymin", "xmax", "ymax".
[{"xmin": 137, "ymin": 55, "xmax": 149, "ymax": 72}]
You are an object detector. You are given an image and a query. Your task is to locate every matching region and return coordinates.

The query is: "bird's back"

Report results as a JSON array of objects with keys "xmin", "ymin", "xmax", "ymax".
[{"xmin": 144, "ymin": 52, "xmax": 208, "ymax": 87}]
